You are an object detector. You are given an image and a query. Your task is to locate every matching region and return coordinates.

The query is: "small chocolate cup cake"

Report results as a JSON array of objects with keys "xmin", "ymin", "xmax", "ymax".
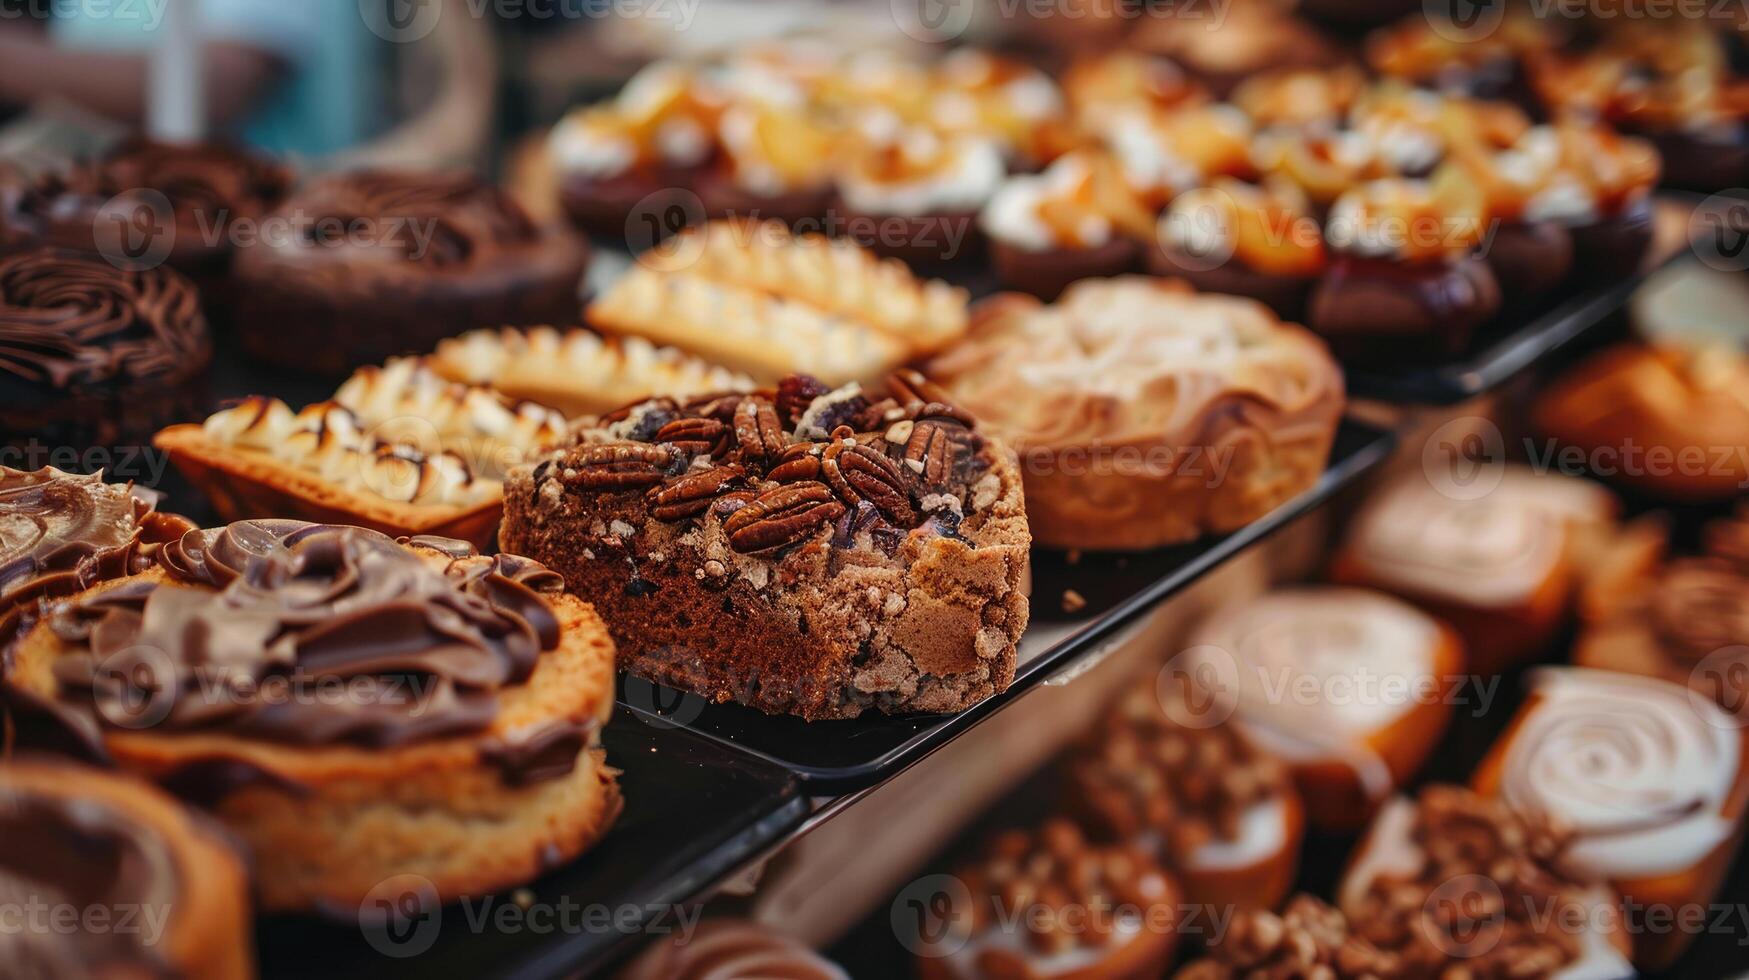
[
  {"xmin": 0, "ymin": 247, "xmax": 211, "ymax": 453},
  {"xmin": 1567, "ymin": 193, "xmax": 1656, "ymax": 285},
  {"xmin": 982, "ymin": 154, "xmax": 1149, "ymax": 300},
  {"xmin": 232, "ymin": 171, "xmax": 590, "ymax": 376}
]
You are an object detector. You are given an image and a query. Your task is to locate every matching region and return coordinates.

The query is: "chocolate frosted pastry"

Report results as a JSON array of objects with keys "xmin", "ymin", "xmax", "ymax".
[
  {"xmin": 980, "ymin": 151, "xmax": 1153, "ymax": 301},
  {"xmin": 0, "ymin": 757, "xmax": 254, "ymax": 980},
  {"xmin": 3, "ymin": 520, "xmax": 620, "ymax": 912},
  {"xmin": 431, "ymin": 326, "xmax": 753, "ymax": 419},
  {"xmin": 0, "ymin": 466, "xmax": 192, "ymax": 656},
  {"xmin": 1173, "ymin": 895, "xmax": 1401, "ymax": 980},
  {"xmin": 502, "ymin": 371, "xmax": 1030, "ymax": 720},
  {"xmin": 1068, "ymin": 682, "xmax": 1303, "ymax": 912},
  {"xmin": 618, "ymin": 920, "xmax": 848, "ymax": 980},
  {"xmin": 1337, "ymin": 785, "xmax": 1634, "ymax": 979},
  {"xmin": 930, "ymin": 277, "xmax": 1344, "ymax": 552},
  {"xmin": 1475, "ymin": 668, "xmax": 1749, "ymax": 969},
  {"xmin": 1576, "ymin": 506, "xmax": 1749, "ymax": 720},
  {"xmin": 915, "ymin": 819, "xmax": 1182, "ymax": 980},
  {"xmin": 0, "ymin": 246, "xmax": 212, "ymax": 451},
  {"xmin": 156, "ymin": 357, "xmax": 567, "ymax": 549},
  {"xmin": 1493, "ymin": 123, "xmax": 1661, "ymax": 285},
  {"xmin": 588, "ymin": 219, "xmax": 968, "ymax": 386},
  {"xmin": 6, "ymin": 138, "xmax": 290, "ymax": 291},
  {"xmin": 232, "ymin": 170, "xmax": 589, "ymax": 376}
]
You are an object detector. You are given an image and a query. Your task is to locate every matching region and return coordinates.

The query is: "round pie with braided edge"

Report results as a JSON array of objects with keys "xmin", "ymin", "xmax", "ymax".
[{"xmin": 928, "ymin": 276, "xmax": 1344, "ymax": 551}]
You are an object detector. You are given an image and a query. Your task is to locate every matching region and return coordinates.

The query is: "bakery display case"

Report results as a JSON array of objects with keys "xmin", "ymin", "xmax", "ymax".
[{"xmin": 5, "ymin": 2, "xmax": 1749, "ymax": 978}]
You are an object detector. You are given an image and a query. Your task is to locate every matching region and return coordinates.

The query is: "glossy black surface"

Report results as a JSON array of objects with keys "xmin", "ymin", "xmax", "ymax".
[{"xmin": 615, "ymin": 419, "xmax": 1399, "ymax": 789}]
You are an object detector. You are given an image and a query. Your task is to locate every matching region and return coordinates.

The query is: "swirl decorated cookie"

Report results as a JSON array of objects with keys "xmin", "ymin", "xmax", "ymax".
[
  {"xmin": 501, "ymin": 371, "xmax": 1031, "ymax": 720},
  {"xmin": 0, "ymin": 246, "xmax": 212, "ymax": 451},
  {"xmin": 3, "ymin": 520, "xmax": 621, "ymax": 912},
  {"xmin": 232, "ymin": 171, "xmax": 589, "ymax": 376},
  {"xmin": 1474, "ymin": 667, "xmax": 1749, "ymax": 969}
]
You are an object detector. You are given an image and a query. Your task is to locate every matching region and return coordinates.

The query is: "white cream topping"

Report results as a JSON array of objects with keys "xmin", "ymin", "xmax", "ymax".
[
  {"xmin": 548, "ymin": 115, "xmax": 638, "ymax": 178},
  {"xmin": 1525, "ymin": 177, "xmax": 1600, "ymax": 227},
  {"xmin": 1503, "ymin": 668, "xmax": 1740, "ymax": 881},
  {"xmin": 1181, "ymin": 797, "xmax": 1291, "ymax": 871},
  {"xmin": 838, "ymin": 134, "xmax": 1006, "ymax": 217},
  {"xmin": 980, "ymin": 156, "xmax": 1109, "ymax": 252}
]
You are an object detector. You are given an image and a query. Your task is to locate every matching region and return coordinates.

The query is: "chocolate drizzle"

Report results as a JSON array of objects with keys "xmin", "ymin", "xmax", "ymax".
[
  {"xmin": 40, "ymin": 521, "xmax": 566, "ymax": 748},
  {"xmin": 0, "ymin": 247, "xmax": 211, "ymax": 392}
]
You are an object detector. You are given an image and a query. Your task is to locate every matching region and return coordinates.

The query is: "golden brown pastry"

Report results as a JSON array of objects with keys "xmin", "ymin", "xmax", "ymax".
[{"xmin": 929, "ymin": 276, "xmax": 1344, "ymax": 551}]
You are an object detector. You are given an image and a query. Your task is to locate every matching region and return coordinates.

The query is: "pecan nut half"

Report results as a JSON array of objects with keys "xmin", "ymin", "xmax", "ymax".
[
  {"xmin": 559, "ymin": 444, "xmax": 676, "ymax": 490},
  {"xmin": 654, "ymin": 417, "xmax": 733, "ymax": 458},
  {"xmin": 734, "ymin": 398, "xmax": 789, "ymax": 469},
  {"xmin": 723, "ymin": 482, "xmax": 845, "ymax": 554},
  {"xmin": 900, "ymin": 420, "xmax": 962, "ymax": 486},
  {"xmin": 823, "ymin": 438, "xmax": 916, "ymax": 525},
  {"xmin": 887, "ymin": 368, "xmax": 955, "ymax": 408},
  {"xmin": 768, "ymin": 442, "xmax": 822, "ymax": 483},
  {"xmin": 647, "ymin": 464, "xmax": 745, "ymax": 521}
]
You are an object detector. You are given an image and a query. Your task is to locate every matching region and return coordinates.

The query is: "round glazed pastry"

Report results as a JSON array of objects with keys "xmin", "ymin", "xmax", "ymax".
[
  {"xmin": 915, "ymin": 819, "xmax": 1182, "ymax": 980},
  {"xmin": 1330, "ymin": 466, "xmax": 1617, "ymax": 675},
  {"xmin": 3, "ymin": 520, "xmax": 621, "ymax": 912},
  {"xmin": 1308, "ymin": 177, "xmax": 1502, "ymax": 362},
  {"xmin": 0, "ymin": 246, "xmax": 211, "ymax": 450},
  {"xmin": 981, "ymin": 152, "xmax": 1152, "ymax": 300},
  {"xmin": 1338, "ymin": 786, "xmax": 1634, "ymax": 979},
  {"xmin": 618, "ymin": 920, "xmax": 848, "ymax": 980},
  {"xmin": 230, "ymin": 170, "xmax": 589, "ymax": 376},
  {"xmin": 1151, "ymin": 178, "xmax": 1327, "ymax": 319},
  {"xmin": 6, "ymin": 138, "xmax": 290, "ymax": 306},
  {"xmin": 1068, "ymin": 682, "xmax": 1304, "ymax": 912},
  {"xmin": 0, "ymin": 466, "xmax": 192, "ymax": 650},
  {"xmin": 1126, "ymin": 2, "xmax": 1346, "ymax": 96},
  {"xmin": 1474, "ymin": 668, "xmax": 1749, "ymax": 970},
  {"xmin": 930, "ymin": 277, "xmax": 1344, "ymax": 551},
  {"xmin": 0, "ymin": 757, "xmax": 254, "ymax": 980},
  {"xmin": 831, "ymin": 126, "xmax": 1005, "ymax": 268},
  {"xmin": 1185, "ymin": 587, "xmax": 1463, "ymax": 830}
]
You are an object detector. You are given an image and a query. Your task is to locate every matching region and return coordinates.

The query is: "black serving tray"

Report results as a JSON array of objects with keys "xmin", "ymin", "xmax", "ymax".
[
  {"xmin": 253, "ymin": 717, "xmax": 809, "ymax": 980},
  {"xmin": 614, "ymin": 418, "xmax": 1398, "ymax": 790}
]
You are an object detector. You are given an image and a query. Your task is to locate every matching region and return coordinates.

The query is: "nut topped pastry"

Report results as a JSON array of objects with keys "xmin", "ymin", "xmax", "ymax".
[
  {"xmin": 155, "ymin": 357, "xmax": 567, "ymax": 549},
  {"xmin": 1068, "ymin": 681, "xmax": 1303, "ymax": 912},
  {"xmin": 232, "ymin": 170, "xmax": 589, "ymax": 376},
  {"xmin": 3, "ymin": 520, "xmax": 621, "ymax": 912},
  {"xmin": 432, "ymin": 326, "xmax": 753, "ymax": 419},
  {"xmin": 501, "ymin": 371, "xmax": 1030, "ymax": 720},
  {"xmin": 1, "ymin": 246, "xmax": 212, "ymax": 451},
  {"xmin": 1338, "ymin": 786, "xmax": 1634, "ymax": 979},
  {"xmin": 588, "ymin": 219, "xmax": 968, "ymax": 385},
  {"xmin": 929, "ymin": 277, "xmax": 1343, "ymax": 551},
  {"xmin": 1173, "ymin": 895, "xmax": 1400, "ymax": 980},
  {"xmin": 0, "ymin": 758, "xmax": 255, "ymax": 980},
  {"xmin": 0, "ymin": 466, "xmax": 192, "ymax": 653},
  {"xmin": 915, "ymin": 819, "xmax": 1182, "ymax": 980}
]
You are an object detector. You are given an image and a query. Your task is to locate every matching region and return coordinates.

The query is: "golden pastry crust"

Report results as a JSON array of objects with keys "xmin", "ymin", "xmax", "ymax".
[
  {"xmin": 1535, "ymin": 343, "xmax": 1749, "ymax": 502},
  {"xmin": 929, "ymin": 277, "xmax": 1344, "ymax": 551},
  {"xmin": 587, "ymin": 219, "xmax": 969, "ymax": 385},
  {"xmin": 1, "ymin": 759, "xmax": 256, "ymax": 980},
  {"xmin": 430, "ymin": 326, "xmax": 753, "ymax": 418},
  {"xmin": 6, "ymin": 542, "xmax": 621, "ymax": 913}
]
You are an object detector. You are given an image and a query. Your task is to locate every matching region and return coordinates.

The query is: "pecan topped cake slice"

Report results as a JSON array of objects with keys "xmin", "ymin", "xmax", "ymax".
[{"xmin": 502, "ymin": 371, "xmax": 1031, "ymax": 720}]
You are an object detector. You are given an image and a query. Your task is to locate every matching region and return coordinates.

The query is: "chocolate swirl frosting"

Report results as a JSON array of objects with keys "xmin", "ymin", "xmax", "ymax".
[
  {"xmin": 0, "ymin": 247, "xmax": 210, "ymax": 392},
  {"xmin": 45, "ymin": 521, "xmax": 565, "ymax": 748},
  {"xmin": 0, "ymin": 780, "xmax": 181, "ymax": 978}
]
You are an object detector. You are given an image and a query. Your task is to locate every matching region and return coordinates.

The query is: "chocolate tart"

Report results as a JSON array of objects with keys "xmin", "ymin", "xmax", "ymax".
[
  {"xmin": 559, "ymin": 167, "xmax": 701, "ymax": 240},
  {"xmin": 155, "ymin": 358, "xmax": 568, "ymax": 551},
  {"xmin": 1308, "ymin": 254, "xmax": 1501, "ymax": 362},
  {"xmin": 502, "ymin": 372, "xmax": 1032, "ymax": 720},
  {"xmin": 3, "ymin": 521, "xmax": 621, "ymax": 913},
  {"xmin": 1483, "ymin": 218, "xmax": 1574, "ymax": 310},
  {"xmin": 0, "ymin": 466, "xmax": 193, "ymax": 656},
  {"xmin": 231, "ymin": 171, "xmax": 589, "ymax": 377},
  {"xmin": 0, "ymin": 758, "xmax": 254, "ymax": 980},
  {"xmin": 0, "ymin": 246, "xmax": 212, "ymax": 452}
]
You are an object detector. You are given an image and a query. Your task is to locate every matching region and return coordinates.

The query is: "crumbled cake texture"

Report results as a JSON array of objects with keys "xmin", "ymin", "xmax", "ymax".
[{"xmin": 502, "ymin": 372, "xmax": 1031, "ymax": 720}]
